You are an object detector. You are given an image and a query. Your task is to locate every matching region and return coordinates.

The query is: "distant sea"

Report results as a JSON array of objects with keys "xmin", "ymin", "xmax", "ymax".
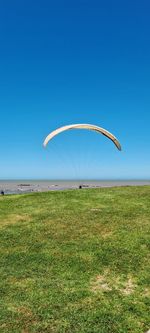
[
  {"xmin": 0, "ymin": 179, "xmax": 150, "ymax": 185},
  {"xmin": 0, "ymin": 179, "xmax": 150, "ymax": 195}
]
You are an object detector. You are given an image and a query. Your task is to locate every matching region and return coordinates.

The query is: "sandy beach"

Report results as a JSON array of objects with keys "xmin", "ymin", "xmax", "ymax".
[{"xmin": 0, "ymin": 180, "xmax": 150, "ymax": 195}]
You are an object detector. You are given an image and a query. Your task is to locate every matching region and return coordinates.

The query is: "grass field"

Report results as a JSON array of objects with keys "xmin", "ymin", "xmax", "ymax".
[{"xmin": 0, "ymin": 186, "xmax": 150, "ymax": 333}]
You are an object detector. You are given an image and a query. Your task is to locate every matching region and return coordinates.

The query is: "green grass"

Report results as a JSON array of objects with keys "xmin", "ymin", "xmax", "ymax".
[{"xmin": 0, "ymin": 186, "xmax": 150, "ymax": 333}]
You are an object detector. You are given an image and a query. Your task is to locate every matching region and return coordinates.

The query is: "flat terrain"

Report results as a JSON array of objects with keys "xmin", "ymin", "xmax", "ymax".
[{"xmin": 0, "ymin": 187, "xmax": 150, "ymax": 333}]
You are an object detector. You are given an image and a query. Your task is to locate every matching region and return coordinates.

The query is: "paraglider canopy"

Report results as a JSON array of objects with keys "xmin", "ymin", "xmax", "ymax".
[{"xmin": 43, "ymin": 123, "xmax": 121, "ymax": 151}]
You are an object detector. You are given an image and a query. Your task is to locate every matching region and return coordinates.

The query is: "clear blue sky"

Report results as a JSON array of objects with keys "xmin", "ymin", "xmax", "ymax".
[{"xmin": 0, "ymin": 0, "xmax": 150, "ymax": 179}]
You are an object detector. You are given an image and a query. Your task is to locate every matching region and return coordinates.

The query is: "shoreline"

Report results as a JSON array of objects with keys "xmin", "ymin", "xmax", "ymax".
[{"xmin": 0, "ymin": 180, "xmax": 150, "ymax": 195}]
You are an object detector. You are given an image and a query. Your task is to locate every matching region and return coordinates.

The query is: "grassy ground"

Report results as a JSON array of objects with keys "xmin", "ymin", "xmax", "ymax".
[{"xmin": 0, "ymin": 186, "xmax": 150, "ymax": 333}]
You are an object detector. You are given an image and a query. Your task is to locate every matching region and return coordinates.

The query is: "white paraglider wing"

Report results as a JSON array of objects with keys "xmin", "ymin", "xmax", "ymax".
[{"xmin": 43, "ymin": 124, "xmax": 121, "ymax": 151}]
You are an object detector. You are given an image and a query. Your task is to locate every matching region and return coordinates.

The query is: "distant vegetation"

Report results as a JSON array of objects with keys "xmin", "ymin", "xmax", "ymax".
[{"xmin": 0, "ymin": 187, "xmax": 150, "ymax": 333}]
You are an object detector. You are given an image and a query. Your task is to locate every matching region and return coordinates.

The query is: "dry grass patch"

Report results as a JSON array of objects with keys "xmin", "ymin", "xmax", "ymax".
[
  {"xmin": 9, "ymin": 277, "xmax": 34, "ymax": 290},
  {"xmin": 17, "ymin": 306, "xmax": 33, "ymax": 317},
  {"xmin": 121, "ymin": 277, "xmax": 135, "ymax": 295},
  {"xmin": 91, "ymin": 271, "xmax": 136, "ymax": 296},
  {"xmin": 0, "ymin": 214, "xmax": 31, "ymax": 228},
  {"xmin": 143, "ymin": 288, "xmax": 150, "ymax": 297},
  {"xmin": 91, "ymin": 274, "xmax": 112, "ymax": 292},
  {"xmin": 90, "ymin": 208, "xmax": 102, "ymax": 212}
]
